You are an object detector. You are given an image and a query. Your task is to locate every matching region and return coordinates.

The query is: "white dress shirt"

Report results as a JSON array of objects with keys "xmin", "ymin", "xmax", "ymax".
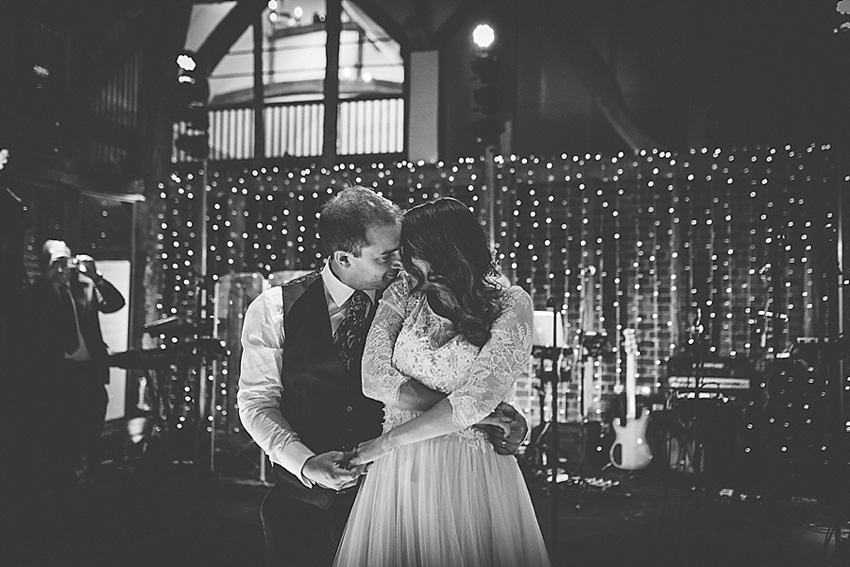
[
  {"xmin": 237, "ymin": 262, "xmax": 376, "ymax": 487},
  {"xmin": 62, "ymin": 286, "xmax": 93, "ymax": 361}
]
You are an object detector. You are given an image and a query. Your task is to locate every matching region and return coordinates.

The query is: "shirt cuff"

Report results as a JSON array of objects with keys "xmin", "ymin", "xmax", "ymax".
[{"xmin": 278, "ymin": 441, "xmax": 316, "ymax": 488}]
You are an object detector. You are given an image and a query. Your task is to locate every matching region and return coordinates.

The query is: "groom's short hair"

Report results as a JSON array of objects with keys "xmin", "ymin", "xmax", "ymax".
[{"xmin": 318, "ymin": 186, "xmax": 402, "ymax": 257}]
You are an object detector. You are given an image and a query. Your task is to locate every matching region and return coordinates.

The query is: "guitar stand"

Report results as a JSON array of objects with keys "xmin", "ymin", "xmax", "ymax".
[
  {"xmin": 570, "ymin": 328, "xmax": 620, "ymax": 506},
  {"xmin": 527, "ymin": 350, "xmax": 595, "ymax": 508},
  {"xmin": 681, "ymin": 310, "xmax": 708, "ymax": 540},
  {"xmin": 543, "ymin": 346, "xmax": 569, "ymax": 559},
  {"xmin": 525, "ymin": 349, "xmax": 570, "ymax": 481},
  {"xmin": 523, "ymin": 373, "xmax": 553, "ymax": 484},
  {"xmin": 522, "ymin": 297, "xmax": 570, "ymax": 559}
]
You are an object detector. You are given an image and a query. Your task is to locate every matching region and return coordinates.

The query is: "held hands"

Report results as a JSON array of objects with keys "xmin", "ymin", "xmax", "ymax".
[
  {"xmin": 475, "ymin": 402, "xmax": 529, "ymax": 456},
  {"xmin": 301, "ymin": 451, "xmax": 367, "ymax": 491},
  {"xmin": 347, "ymin": 403, "xmax": 531, "ymax": 466},
  {"xmin": 349, "ymin": 435, "xmax": 390, "ymax": 467}
]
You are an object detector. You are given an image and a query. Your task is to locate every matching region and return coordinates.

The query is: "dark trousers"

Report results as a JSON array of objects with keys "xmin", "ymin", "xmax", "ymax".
[
  {"xmin": 261, "ymin": 483, "xmax": 358, "ymax": 567},
  {"xmin": 42, "ymin": 361, "xmax": 108, "ymax": 485}
]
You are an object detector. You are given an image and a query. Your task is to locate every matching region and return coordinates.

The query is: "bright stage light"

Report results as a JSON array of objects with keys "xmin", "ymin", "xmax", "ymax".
[{"xmin": 472, "ymin": 24, "xmax": 495, "ymax": 49}]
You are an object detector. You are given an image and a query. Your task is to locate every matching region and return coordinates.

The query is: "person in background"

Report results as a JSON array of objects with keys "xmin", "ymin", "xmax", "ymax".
[
  {"xmin": 0, "ymin": 145, "xmax": 32, "ymax": 473},
  {"xmin": 16, "ymin": 239, "xmax": 126, "ymax": 488},
  {"xmin": 0, "ymin": 146, "xmax": 32, "ymax": 358},
  {"xmin": 0, "ymin": 145, "xmax": 37, "ymax": 565}
]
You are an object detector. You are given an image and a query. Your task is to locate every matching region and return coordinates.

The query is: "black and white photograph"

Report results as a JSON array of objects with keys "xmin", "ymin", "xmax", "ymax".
[{"xmin": 1, "ymin": 1, "xmax": 849, "ymax": 566}]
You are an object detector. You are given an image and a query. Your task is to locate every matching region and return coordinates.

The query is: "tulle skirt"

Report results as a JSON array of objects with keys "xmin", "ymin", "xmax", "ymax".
[{"xmin": 333, "ymin": 429, "xmax": 552, "ymax": 567}]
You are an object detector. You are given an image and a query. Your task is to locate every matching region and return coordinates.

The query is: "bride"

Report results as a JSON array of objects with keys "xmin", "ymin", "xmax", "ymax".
[{"xmin": 333, "ymin": 197, "xmax": 551, "ymax": 567}]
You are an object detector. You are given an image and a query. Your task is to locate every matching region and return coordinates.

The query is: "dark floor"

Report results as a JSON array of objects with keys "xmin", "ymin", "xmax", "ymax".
[{"xmin": 1, "ymin": 420, "xmax": 848, "ymax": 567}]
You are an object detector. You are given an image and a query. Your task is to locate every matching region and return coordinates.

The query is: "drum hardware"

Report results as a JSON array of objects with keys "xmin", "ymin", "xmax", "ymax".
[
  {"xmin": 109, "ymin": 347, "xmax": 184, "ymax": 370},
  {"xmin": 525, "ymin": 302, "xmax": 572, "ymax": 480},
  {"xmin": 109, "ymin": 347, "xmax": 183, "ymax": 461},
  {"xmin": 788, "ymin": 335, "xmax": 850, "ymax": 367},
  {"xmin": 578, "ymin": 331, "xmax": 611, "ymax": 359},
  {"xmin": 536, "ymin": 295, "xmax": 570, "ymax": 550},
  {"xmin": 109, "ymin": 327, "xmax": 227, "ymax": 467},
  {"xmin": 522, "ymin": 264, "xmax": 613, "ymax": 557},
  {"xmin": 144, "ymin": 316, "xmax": 212, "ymax": 340},
  {"xmin": 143, "ymin": 315, "xmax": 181, "ymax": 334}
]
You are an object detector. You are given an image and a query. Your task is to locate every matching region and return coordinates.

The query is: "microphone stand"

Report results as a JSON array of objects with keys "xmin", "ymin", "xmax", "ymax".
[
  {"xmin": 573, "ymin": 265, "xmax": 597, "ymax": 509},
  {"xmin": 542, "ymin": 296, "xmax": 566, "ymax": 558},
  {"xmin": 689, "ymin": 308, "xmax": 706, "ymax": 542},
  {"xmin": 819, "ymin": 185, "xmax": 848, "ymax": 560}
]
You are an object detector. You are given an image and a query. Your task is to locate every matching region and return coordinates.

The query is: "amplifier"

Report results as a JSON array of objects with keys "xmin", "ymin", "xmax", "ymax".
[
  {"xmin": 666, "ymin": 354, "xmax": 753, "ymax": 391},
  {"xmin": 667, "ymin": 376, "xmax": 752, "ymax": 390}
]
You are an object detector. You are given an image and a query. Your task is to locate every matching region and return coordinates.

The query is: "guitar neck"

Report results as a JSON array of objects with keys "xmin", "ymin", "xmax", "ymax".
[{"xmin": 625, "ymin": 354, "xmax": 637, "ymax": 420}]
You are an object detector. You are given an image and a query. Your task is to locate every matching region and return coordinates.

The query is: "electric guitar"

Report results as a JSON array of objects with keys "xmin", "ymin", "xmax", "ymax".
[{"xmin": 609, "ymin": 329, "xmax": 652, "ymax": 470}]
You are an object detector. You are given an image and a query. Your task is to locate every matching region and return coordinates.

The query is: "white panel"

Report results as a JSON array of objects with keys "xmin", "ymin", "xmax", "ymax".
[
  {"xmin": 532, "ymin": 311, "xmax": 567, "ymax": 347},
  {"xmin": 98, "ymin": 260, "xmax": 131, "ymax": 421},
  {"xmin": 409, "ymin": 51, "xmax": 439, "ymax": 162}
]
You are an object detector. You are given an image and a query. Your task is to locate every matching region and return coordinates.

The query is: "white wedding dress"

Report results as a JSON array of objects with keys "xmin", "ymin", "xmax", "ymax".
[{"xmin": 333, "ymin": 274, "xmax": 552, "ymax": 567}]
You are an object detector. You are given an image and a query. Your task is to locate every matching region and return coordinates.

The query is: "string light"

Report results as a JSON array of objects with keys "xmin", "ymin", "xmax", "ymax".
[{"xmin": 138, "ymin": 147, "xmax": 840, "ymax": 474}]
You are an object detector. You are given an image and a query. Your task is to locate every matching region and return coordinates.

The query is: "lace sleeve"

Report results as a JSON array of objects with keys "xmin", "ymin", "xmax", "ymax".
[
  {"xmin": 447, "ymin": 286, "xmax": 534, "ymax": 428},
  {"xmin": 361, "ymin": 274, "xmax": 413, "ymax": 405}
]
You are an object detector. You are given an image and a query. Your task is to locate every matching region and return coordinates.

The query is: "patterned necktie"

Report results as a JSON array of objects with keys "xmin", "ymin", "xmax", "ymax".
[
  {"xmin": 59, "ymin": 287, "xmax": 80, "ymax": 354},
  {"xmin": 333, "ymin": 290, "xmax": 371, "ymax": 370}
]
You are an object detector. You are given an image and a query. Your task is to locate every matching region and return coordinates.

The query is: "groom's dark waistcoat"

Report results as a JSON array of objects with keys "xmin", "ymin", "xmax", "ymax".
[{"xmin": 273, "ymin": 271, "xmax": 384, "ymax": 506}]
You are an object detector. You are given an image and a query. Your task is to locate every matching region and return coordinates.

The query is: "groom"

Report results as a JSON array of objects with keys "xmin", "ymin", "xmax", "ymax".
[{"xmin": 238, "ymin": 186, "xmax": 526, "ymax": 567}]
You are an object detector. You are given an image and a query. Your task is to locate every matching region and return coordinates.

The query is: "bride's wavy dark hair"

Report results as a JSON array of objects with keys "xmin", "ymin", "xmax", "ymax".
[{"xmin": 401, "ymin": 197, "xmax": 502, "ymax": 347}]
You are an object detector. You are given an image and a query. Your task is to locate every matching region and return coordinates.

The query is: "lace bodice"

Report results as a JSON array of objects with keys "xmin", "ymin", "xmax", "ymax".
[{"xmin": 362, "ymin": 273, "xmax": 533, "ymax": 434}]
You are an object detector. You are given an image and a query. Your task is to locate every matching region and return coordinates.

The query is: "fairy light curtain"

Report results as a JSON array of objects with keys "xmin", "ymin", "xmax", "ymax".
[{"xmin": 148, "ymin": 144, "xmax": 846, "ymax": 478}]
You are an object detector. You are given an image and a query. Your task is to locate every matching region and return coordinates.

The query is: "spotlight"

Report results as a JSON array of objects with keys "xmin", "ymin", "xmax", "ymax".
[{"xmin": 472, "ymin": 24, "xmax": 495, "ymax": 50}]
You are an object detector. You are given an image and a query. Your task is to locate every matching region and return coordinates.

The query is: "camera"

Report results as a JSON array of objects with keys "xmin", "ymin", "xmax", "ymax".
[{"xmin": 68, "ymin": 254, "xmax": 94, "ymax": 274}]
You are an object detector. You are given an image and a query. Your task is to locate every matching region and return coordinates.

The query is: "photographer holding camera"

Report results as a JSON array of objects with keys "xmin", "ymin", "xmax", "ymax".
[{"xmin": 14, "ymin": 239, "xmax": 125, "ymax": 489}]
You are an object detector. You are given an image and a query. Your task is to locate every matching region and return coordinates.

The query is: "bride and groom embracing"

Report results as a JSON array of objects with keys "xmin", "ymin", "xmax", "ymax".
[{"xmin": 239, "ymin": 186, "xmax": 551, "ymax": 566}]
